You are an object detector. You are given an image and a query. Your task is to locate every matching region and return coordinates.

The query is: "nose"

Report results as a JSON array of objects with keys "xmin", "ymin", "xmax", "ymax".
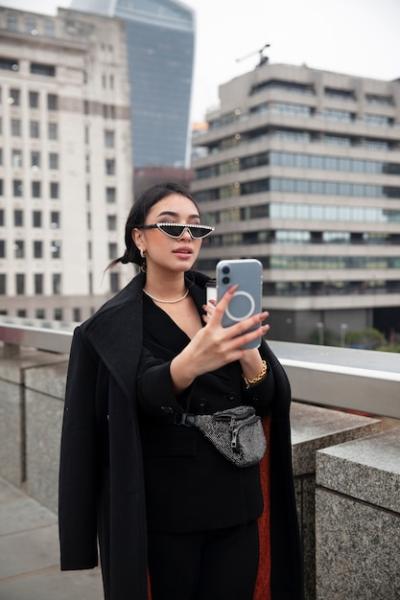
[{"xmin": 180, "ymin": 226, "xmax": 193, "ymax": 241}]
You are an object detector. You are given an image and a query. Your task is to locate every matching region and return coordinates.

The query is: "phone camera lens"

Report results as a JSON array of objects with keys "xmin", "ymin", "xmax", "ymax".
[
  {"xmin": 222, "ymin": 276, "xmax": 230, "ymax": 284},
  {"xmin": 222, "ymin": 266, "xmax": 230, "ymax": 274}
]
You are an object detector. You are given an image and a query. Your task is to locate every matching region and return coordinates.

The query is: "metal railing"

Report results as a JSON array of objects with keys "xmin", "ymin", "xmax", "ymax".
[{"xmin": 1, "ymin": 317, "xmax": 399, "ymax": 419}]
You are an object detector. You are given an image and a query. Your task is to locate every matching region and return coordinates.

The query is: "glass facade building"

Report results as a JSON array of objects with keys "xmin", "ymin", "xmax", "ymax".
[
  {"xmin": 191, "ymin": 63, "xmax": 400, "ymax": 343},
  {"xmin": 71, "ymin": 0, "xmax": 195, "ymax": 168}
]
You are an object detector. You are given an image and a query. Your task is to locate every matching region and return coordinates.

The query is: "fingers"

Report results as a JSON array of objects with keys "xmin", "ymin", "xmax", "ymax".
[
  {"xmin": 208, "ymin": 284, "xmax": 238, "ymax": 326},
  {"xmin": 227, "ymin": 323, "xmax": 270, "ymax": 351},
  {"xmin": 228, "ymin": 310, "xmax": 270, "ymax": 338},
  {"xmin": 202, "ymin": 300, "xmax": 217, "ymax": 323}
]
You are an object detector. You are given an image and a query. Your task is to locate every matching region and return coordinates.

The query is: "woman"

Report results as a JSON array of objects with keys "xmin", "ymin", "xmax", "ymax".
[{"xmin": 58, "ymin": 182, "xmax": 304, "ymax": 600}]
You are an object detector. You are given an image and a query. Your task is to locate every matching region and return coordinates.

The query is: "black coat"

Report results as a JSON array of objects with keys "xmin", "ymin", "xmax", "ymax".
[
  {"xmin": 58, "ymin": 269, "xmax": 305, "ymax": 600},
  {"xmin": 137, "ymin": 280, "xmax": 274, "ymax": 532}
]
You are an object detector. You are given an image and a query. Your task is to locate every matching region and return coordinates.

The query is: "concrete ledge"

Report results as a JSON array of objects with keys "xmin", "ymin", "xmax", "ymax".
[
  {"xmin": 291, "ymin": 402, "xmax": 382, "ymax": 475},
  {"xmin": 316, "ymin": 428, "xmax": 400, "ymax": 599}
]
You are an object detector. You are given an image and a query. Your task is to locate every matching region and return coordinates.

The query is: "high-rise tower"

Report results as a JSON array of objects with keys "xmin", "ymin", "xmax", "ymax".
[{"xmin": 70, "ymin": 0, "xmax": 195, "ymax": 168}]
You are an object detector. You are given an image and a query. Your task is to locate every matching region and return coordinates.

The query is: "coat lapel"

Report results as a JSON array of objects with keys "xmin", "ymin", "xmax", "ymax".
[
  {"xmin": 83, "ymin": 269, "xmax": 211, "ymax": 410},
  {"xmin": 84, "ymin": 270, "xmax": 146, "ymax": 405}
]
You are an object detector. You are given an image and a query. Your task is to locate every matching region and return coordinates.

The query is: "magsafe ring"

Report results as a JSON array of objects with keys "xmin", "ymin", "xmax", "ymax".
[{"xmin": 225, "ymin": 291, "xmax": 255, "ymax": 322}]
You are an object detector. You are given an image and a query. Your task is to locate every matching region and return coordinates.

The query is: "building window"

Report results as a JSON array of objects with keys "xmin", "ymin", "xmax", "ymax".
[
  {"xmin": 6, "ymin": 13, "xmax": 18, "ymax": 32},
  {"xmin": 14, "ymin": 209, "xmax": 23, "ymax": 226},
  {"xmin": 32, "ymin": 181, "xmax": 41, "ymax": 198},
  {"xmin": 107, "ymin": 215, "xmax": 117, "ymax": 231},
  {"xmin": 86, "ymin": 184, "xmax": 91, "ymax": 202},
  {"xmin": 49, "ymin": 152, "xmax": 59, "ymax": 169},
  {"xmin": 0, "ymin": 56, "xmax": 19, "ymax": 70},
  {"xmin": 0, "ymin": 149, "xmax": 2, "ymax": 165},
  {"xmin": 104, "ymin": 129, "xmax": 115, "ymax": 148},
  {"xmin": 87, "ymin": 241, "xmax": 92, "ymax": 259},
  {"xmin": 105, "ymin": 159, "xmax": 115, "ymax": 175},
  {"xmin": 87, "ymin": 212, "xmax": 91, "ymax": 230},
  {"xmin": 11, "ymin": 149, "xmax": 23, "ymax": 168},
  {"xmin": 84, "ymin": 125, "xmax": 90, "ymax": 144},
  {"xmin": 72, "ymin": 307, "xmax": 81, "ymax": 322},
  {"xmin": 34, "ymin": 273, "xmax": 43, "ymax": 295},
  {"xmin": 13, "ymin": 180, "xmax": 23, "ymax": 197},
  {"xmin": 11, "ymin": 119, "xmax": 22, "ymax": 136},
  {"xmin": 108, "ymin": 242, "xmax": 118, "ymax": 259},
  {"xmin": 0, "ymin": 180, "xmax": 3, "ymax": 196},
  {"xmin": 26, "ymin": 15, "xmax": 38, "ymax": 35},
  {"xmin": 106, "ymin": 186, "xmax": 116, "ymax": 203},
  {"xmin": 48, "ymin": 122, "xmax": 58, "ymax": 140},
  {"xmin": 44, "ymin": 19, "xmax": 55, "ymax": 37},
  {"xmin": 0, "ymin": 209, "xmax": 4, "ymax": 226},
  {"xmin": 30, "ymin": 62, "xmax": 55, "ymax": 77},
  {"xmin": 50, "ymin": 211, "xmax": 60, "ymax": 228},
  {"xmin": 30, "ymin": 120, "xmax": 40, "ymax": 138},
  {"xmin": 16, "ymin": 273, "xmax": 25, "ymax": 295},
  {"xmin": 50, "ymin": 182, "xmax": 59, "ymax": 199},
  {"xmin": 29, "ymin": 91, "xmax": 39, "ymax": 108},
  {"xmin": 33, "ymin": 240, "xmax": 43, "ymax": 258},
  {"xmin": 31, "ymin": 151, "xmax": 41, "ymax": 168},
  {"xmin": 110, "ymin": 272, "xmax": 120, "ymax": 293},
  {"xmin": 54, "ymin": 308, "xmax": 63, "ymax": 321},
  {"xmin": 52, "ymin": 273, "xmax": 62, "ymax": 294},
  {"xmin": 47, "ymin": 93, "xmax": 58, "ymax": 110},
  {"xmin": 32, "ymin": 211, "xmax": 42, "ymax": 227},
  {"xmin": 14, "ymin": 240, "xmax": 25, "ymax": 258},
  {"xmin": 51, "ymin": 240, "xmax": 61, "ymax": 258},
  {"xmin": 0, "ymin": 273, "xmax": 6, "ymax": 294},
  {"xmin": 0, "ymin": 240, "xmax": 5, "ymax": 258},
  {"xmin": 9, "ymin": 88, "xmax": 20, "ymax": 106},
  {"xmin": 17, "ymin": 309, "xmax": 27, "ymax": 317},
  {"xmin": 35, "ymin": 308, "xmax": 46, "ymax": 318}
]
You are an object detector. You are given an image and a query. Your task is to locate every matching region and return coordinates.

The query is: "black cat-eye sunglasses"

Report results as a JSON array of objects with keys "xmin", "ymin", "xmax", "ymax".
[{"xmin": 136, "ymin": 222, "xmax": 215, "ymax": 239}]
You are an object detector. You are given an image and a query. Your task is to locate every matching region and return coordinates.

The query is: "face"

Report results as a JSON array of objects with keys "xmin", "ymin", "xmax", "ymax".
[{"xmin": 132, "ymin": 194, "xmax": 203, "ymax": 273}]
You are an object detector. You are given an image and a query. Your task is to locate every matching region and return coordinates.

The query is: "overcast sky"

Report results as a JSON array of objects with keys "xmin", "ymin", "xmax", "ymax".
[{"xmin": 4, "ymin": 0, "xmax": 400, "ymax": 121}]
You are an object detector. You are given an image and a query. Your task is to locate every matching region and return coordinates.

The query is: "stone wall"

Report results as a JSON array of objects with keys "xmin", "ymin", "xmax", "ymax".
[{"xmin": 1, "ymin": 346, "xmax": 399, "ymax": 599}]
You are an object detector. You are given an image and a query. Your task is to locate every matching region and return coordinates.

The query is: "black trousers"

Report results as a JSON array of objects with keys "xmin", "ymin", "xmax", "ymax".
[{"xmin": 147, "ymin": 519, "xmax": 259, "ymax": 600}]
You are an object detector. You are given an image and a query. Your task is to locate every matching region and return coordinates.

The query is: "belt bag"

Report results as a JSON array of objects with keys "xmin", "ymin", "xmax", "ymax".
[{"xmin": 182, "ymin": 405, "xmax": 267, "ymax": 468}]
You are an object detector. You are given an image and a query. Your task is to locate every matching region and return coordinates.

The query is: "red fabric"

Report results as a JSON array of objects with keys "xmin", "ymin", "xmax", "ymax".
[
  {"xmin": 147, "ymin": 570, "xmax": 152, "ymax": 600},
  {"xmin": 146, "ymin": 416, "xmax": 272, "ymax": 600},
  {"xmin": 253, "ymin": 415, "xmax": 272, "ymax": 600}
]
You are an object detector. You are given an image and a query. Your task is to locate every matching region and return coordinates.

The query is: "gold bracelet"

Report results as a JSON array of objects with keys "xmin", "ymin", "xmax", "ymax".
[{"xmin": 242, "ymin": 359, "xmax": 268, "ymax": 389}]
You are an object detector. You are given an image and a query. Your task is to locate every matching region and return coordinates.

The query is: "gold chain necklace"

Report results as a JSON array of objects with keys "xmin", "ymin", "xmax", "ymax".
[{"xmin": 143, "ymin": 287, "xmax": 189, "ymax": 304}]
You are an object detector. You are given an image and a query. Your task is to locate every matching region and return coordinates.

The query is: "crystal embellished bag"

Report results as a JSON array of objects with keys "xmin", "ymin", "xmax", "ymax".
[{"xmin": 180, "ymin": 405, "xmax": 267, "ymax": 468}]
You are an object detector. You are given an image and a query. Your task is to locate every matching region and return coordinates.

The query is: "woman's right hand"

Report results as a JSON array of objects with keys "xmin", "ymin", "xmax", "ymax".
[{"xmin": 170, "ymin": 285, "xmax": 269, "ymax": 392}]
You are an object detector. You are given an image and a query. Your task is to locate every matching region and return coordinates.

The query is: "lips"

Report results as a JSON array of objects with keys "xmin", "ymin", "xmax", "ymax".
[{"xmin": 172, "ymin": 247, "xmax": 193, "ymax": 254}]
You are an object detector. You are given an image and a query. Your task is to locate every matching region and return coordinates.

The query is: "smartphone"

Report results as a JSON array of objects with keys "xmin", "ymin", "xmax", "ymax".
[{"xmin": 216, "ymin": 259, "xmax": 263, "ymax": 349}]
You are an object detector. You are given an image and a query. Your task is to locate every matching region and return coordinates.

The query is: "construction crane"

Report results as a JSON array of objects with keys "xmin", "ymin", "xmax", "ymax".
[{"xmin": 236, "ymin": 43, "xmax": 271, "ymax": 68}]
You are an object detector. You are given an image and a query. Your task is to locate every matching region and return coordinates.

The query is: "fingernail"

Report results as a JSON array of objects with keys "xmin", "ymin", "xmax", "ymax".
[{"xmin": 229, "ymin": 284, "xmax": 239, "ymax": 292}]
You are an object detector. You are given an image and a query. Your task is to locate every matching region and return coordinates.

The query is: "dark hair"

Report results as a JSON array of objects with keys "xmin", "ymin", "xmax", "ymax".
[{"xmin": 105, "ymin": 182, "xmax": 201, "ymax": 272}]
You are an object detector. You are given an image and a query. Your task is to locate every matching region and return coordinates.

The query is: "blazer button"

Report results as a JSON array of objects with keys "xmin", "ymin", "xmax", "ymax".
[
  {"xmin": 227, "ymin": 394, "xmax": 236, "ymax": 402},
  {"xmin": 160, "ymin": 406, "xmax": 173, "ymax": 414}
]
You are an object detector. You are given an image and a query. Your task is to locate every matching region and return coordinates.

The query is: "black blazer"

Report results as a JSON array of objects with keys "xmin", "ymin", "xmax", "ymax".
[
  {"xmin": 137, "ymin": 281, "xmax": 275, "ymax": 531},
  {"xmin": 58, "ymin": 269, "xmax": 305, "ymax": 600}
]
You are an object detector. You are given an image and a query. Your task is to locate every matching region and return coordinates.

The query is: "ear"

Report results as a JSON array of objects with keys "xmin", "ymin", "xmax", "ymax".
[{"xmin": 131, "ymin": 227, "xmax": 143, "ymax": 247}]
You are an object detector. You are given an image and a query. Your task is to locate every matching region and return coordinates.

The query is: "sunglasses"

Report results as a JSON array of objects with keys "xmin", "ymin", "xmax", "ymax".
[{"xmin": 136, "ymin": 222, "xmax": 215, "ymax": 239}]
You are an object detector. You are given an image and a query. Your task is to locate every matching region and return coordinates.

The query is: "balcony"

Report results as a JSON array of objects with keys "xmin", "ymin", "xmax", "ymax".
[{"xmin": 1, "ymin": 319, "xmax": 399, "ymax": 599}]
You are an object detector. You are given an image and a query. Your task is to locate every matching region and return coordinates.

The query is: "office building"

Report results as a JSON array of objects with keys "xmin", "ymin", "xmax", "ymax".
[
  {"xmin": 0, "ymin": 6, "xmax": 133, "ymax": 322},
  {"xmin": 70, "ymin": 0, "xmax": 195, "ymax": 168},
  {"xmin": 191, "ymin": 62, "xmax": 400, "ymax": 343}
]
